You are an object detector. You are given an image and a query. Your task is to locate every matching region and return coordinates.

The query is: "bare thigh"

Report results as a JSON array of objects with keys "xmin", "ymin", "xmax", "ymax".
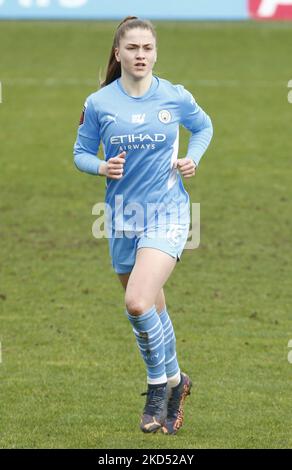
[
  {"xmin": 124, "ymin": 247, "xmax": 176, "ymax": 316},
  {"xmin": 118, "ymin": 272, "xmax": 166, "ymax": 314}
]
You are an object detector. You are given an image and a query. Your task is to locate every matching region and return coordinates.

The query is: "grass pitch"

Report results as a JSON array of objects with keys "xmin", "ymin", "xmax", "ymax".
[{"xmin": 0, "ymin": 20, "xmax": 292, "ymax": 448}]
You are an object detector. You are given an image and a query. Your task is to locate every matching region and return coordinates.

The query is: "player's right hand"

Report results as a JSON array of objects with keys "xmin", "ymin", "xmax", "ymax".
[{"xmin": 99, "ymin": 151, "xmax": 126, "ymax": 179}]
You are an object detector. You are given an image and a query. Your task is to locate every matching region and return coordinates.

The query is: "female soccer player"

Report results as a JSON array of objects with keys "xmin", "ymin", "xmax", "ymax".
[{"xmin": 74, "ymin": 16, "xmax": 213, "ymax": 435}]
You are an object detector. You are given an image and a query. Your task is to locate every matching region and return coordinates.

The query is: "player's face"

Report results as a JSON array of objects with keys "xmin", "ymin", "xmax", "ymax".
[{"xmin": 115, "ymin": 28, "xmax": 157, "ymax": 80}]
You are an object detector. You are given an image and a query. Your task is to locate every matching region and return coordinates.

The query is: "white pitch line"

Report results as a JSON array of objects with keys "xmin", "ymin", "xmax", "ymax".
[
  {"xmin": 0, "ymin": 78, "xmax": 287, "ymax": 88},
  {"xmin": 1, "ymin": 78, "xmax": 99, "ymax": 87},
  {"xmin": 184, "ymin": 79, "xmax": 287, "ymax": 88}
]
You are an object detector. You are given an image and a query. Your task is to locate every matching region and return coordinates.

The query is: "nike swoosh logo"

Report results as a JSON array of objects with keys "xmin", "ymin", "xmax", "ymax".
[
  {"xmin": 106, "ymin": 115, "xmax": 117, "ymax": 122},
  {"xmin": 142, "ymin": 418, "xmax": 161, "ymax": 431}
]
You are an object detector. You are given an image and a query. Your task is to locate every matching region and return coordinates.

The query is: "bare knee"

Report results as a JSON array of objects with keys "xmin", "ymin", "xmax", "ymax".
[{"xmin": 125, "ymin": 294, "xmax": 149, "ymax": 316}]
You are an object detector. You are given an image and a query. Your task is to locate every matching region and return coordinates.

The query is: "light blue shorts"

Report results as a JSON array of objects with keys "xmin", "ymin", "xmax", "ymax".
[{"xmin": 108, "ymin": 223, "xmax": 190, "ymax": 274}]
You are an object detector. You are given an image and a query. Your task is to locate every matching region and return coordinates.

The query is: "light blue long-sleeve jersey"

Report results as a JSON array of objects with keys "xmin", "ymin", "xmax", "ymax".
[{"xmin": 73, "ymin": 75, "xmax": 213, "ymax": 231}]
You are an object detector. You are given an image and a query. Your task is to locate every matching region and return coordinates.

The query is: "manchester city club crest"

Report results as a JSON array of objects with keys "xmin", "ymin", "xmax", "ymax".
[{"xmin": 158, "ymin": 109, "xmax": 172, "ymax": 123}]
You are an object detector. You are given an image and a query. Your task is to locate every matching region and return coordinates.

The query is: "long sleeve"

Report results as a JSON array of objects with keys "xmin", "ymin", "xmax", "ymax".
[
  {"xmin": 178, "ymin": 86, "xmax": 213, "ymax": 167},
  {"xmin": 73, "ymin": 96, "xmax": 103, "ymax": 175}
]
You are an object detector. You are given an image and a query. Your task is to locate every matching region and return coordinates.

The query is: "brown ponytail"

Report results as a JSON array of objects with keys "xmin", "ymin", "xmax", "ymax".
[{"xmin": 100, "ymin": 16, "xmax": 156, "ymax": 88}]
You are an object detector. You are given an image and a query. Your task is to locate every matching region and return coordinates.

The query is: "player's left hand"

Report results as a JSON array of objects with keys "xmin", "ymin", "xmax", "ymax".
[{"xmin": 174, "ymin": 158, "xmax": 196, "ymax": 178}]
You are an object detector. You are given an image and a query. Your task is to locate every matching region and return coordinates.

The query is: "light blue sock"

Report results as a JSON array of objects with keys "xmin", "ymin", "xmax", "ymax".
[
  {"xmin": 159, "ymin": 307, "xmax": 180, "ymax": 380},
  {"xmin": 126, "ymin": 305, "xmax": 167, "ymax": 385}
]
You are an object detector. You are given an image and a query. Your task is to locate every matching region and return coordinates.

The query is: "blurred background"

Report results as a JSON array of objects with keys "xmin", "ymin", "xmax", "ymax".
[{"xmin": 0, "ymin": 0, "xmax": 292, "ymax": 449}]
